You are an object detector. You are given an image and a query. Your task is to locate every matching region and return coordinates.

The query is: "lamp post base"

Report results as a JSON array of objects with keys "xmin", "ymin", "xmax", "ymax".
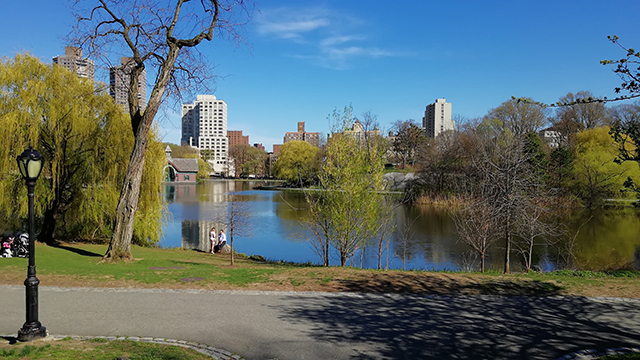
[{"xmin": 17, "ymin": 322, "xmax": 47, "ymax": 342}]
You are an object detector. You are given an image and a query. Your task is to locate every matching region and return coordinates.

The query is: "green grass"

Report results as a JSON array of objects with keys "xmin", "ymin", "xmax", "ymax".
[
  {"xmin": 0, "ymin": 340, "xmax": 212, "ymax": 359},
  {"xmin": 0, "ymin": 243, "xmax": 280, "ymax": 287},
  {"xmin": 3, "ymin": 242, "xmax": 640, "ymax": 298},
  {"xmin": 600, "ymin": 353, "xmax": 640, "ymax": 359}
]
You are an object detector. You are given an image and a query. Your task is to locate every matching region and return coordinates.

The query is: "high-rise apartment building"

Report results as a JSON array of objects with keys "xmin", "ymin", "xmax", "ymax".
[
  {"xmin": 283, "ymin": 121, "xmax": 319, "ymax": 147},
  {"xmin": 109, "ymin": 57, "xmax": 147, "ymax": 110},
  {"xmin": 422, "ymin": 98, "xmax": 454, "ymax": 138},
  {"xmin": 181, "ymin": 95, "xmax": 228, "ymax": 175},
  {"xmin": 227, "ymin": 130, "xmax": 249, "ymax": 148},
  {"xmin": 52, "ymin": 46, "xmax": 95, "ymax": 80}
]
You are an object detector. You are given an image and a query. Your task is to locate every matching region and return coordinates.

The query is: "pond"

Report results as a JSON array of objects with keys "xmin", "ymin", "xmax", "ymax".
[{"xmin": 159, "ymin": 180, "xmax": 640, "ymax": 272}]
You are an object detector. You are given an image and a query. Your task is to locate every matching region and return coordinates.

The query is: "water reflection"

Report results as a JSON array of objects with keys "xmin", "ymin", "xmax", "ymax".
[{"xmin": 159, "ymin": 180, "xmax": 640, "ymax": 271}]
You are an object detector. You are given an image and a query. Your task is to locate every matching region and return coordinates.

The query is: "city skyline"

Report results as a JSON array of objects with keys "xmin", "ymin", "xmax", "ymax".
[{"xmin": 1, "ymin": 1, "xmax": 639, "ymax": 152}]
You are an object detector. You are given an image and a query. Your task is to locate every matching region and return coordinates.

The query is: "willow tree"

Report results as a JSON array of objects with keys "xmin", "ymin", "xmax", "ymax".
[
  {"xmin": 72, "ymin": 0, "xmax": 252, "ymax": 260},
  {"xmin": 273, "ymin": 141, "xmax": 320, "ymax": 186},
  {"xmin": 0, "ymin": 54, "xmax": 165, "ymax": 244},
  {"xmin": 306, "ymin": 105, "xmax": 386, "ymax": 266}
]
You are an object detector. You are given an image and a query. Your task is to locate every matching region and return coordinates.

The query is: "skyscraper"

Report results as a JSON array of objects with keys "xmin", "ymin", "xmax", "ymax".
[
  {"xmin": 109, "ymin": 57, "xmax": 147, "ymax": 110},
  {"xmin": 52, "ymin": 46, "xmax": 95, "ymax": 80},
  {"xmin": 181, "ymin": 95, "xmax": 228, "ymax": 175},
  {"xmin": 422, "ymin": 98, "xmax": 454, "ymax": 138}
]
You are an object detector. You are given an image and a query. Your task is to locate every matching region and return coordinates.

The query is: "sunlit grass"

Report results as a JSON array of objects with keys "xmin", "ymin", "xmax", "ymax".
[{"xmin": 0, "ymin": 340, "xmax": 212, "ymax": 359}]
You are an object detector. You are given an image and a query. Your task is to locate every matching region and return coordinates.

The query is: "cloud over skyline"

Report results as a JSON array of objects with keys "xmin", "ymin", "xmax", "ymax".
[{"xmin": 256, "ymin": 5, "xmax": 402, "ymax": 69}]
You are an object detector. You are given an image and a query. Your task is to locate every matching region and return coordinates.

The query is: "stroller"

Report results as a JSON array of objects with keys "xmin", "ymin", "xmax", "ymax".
[{"xmin": 1, "ymin": 233, "xmax": 28, "ymax": 258}]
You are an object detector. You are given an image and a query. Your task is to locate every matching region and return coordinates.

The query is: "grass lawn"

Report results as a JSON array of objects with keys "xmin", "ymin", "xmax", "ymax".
[
  {"xmin": 0, "ymin": 337, "xmax": 211, "ymax": 359},
  {"xmin": 1, "ymin": 242, "xmax": 640, "ymax": 298}
]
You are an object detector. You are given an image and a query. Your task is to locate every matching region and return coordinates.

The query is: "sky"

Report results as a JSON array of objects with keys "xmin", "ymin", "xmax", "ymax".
[{"xmin": 1, "ymin": 1, "xmax": 639, "ymax": 152}]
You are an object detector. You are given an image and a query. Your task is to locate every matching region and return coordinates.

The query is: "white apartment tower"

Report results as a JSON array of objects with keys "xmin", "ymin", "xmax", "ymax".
[
  {"xmin": 181, "ymin": 95, "xmax": 228, "ymax": 175},
  {"xmin": 422, "ymin": 98, "xmax": 454, "ymax": 138},
  {"xmin": 53, "ymin": 46, "xmax": 95, "ymax": 80},
  {"xmin": 109, "ymin": 57, "xmax": 147, "ymax": 110}
]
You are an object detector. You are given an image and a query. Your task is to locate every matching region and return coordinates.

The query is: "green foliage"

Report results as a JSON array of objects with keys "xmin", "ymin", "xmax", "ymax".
[
  {"xmin": 0, "ymin": 54, "xmax": 164, "ymax": 244},
  {"xmin": 609, "ymin": 102, "xmax": 640, "ymax": 203},
  {"xmin": 229, "ymin": 144, "xmax": 268, "ymax": 177},
  {"xmin": 183, "ymin": 154, "xmax": 211, "ymax": 179},
  {"xmin": 548, "ymin": 146, "xmax": 574, "ymax": 190},
  {"xmin": 571, "ymin": 126, "xmax": 640, "ymax": 208},
  {"xmin": 242, "ymin": 146, "xmax": 268, "ymax": 176},
  {"xmin": 523, "ymin": 132, "xmax": 548, "ymax": 182},
  {"xmin": 168, "ymin": 144, "xmax": 199, "ymax": 158},
  {"xmin": 306, "ymin": 105, "xmax": 387, "ymax": 266},
  {"xmin": 274, "ymin": 141, "xmax": 320, "ymax": 186}
]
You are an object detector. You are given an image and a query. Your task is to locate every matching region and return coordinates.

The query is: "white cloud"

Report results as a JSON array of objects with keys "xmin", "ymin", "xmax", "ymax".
[
  {"xmin": 320, "ymin": 35, "xmax": 365, "ymax": 47},
  {"xmin": 256, "ymin": 7, "xmax": 331, "ymax": 41},
  {"xmin": 257, "ymin": 6, "xmax": 404, "ymax": 70}
]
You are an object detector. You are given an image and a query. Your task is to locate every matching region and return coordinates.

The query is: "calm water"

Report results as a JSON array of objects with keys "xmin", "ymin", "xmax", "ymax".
[{"xmin": 159, "ymin": 180, "xmax": 640, "ymax": 271}]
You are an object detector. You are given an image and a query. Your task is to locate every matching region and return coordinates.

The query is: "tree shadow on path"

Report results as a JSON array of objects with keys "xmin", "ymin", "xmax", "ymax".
[{"xmin": 274, "ymin": 294, "xmax": 640, "ymax": 360}]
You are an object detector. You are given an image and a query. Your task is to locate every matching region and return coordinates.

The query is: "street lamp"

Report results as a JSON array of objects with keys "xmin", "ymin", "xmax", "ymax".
[{"xmin": 16, "ymin": 146, "xmax": 47, "ymax": 342}]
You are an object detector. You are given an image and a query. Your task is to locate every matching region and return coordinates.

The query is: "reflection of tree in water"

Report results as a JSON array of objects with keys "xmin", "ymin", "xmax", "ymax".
[
  {"xmin": 273, "ymin": 191, "xmax": 314, "ymax": 244},
  {"xmin": 558, "ymin": 209, "xmax": 640, "ymax": 271},
  {"xmin": 393, "ymin": 205, "xmax": 467, "ymax": 270},
  {"xmin": 181, "ymin": 220, "xmax": 200, "ymax": 249},
  {"xmin": 162, "ymin": 181, "xmax": 640, "ymax": 270}
]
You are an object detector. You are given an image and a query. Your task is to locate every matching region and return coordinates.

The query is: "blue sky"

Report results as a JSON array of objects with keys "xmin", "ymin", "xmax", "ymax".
[{"xmin": 1, "ymin": 1, "xmax": 639, "ymax": 151}]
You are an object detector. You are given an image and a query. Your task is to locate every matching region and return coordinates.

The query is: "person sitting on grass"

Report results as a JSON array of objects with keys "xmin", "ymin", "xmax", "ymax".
[{"xmin": 216, "ymin": 229, "xmax": 227, "ymax": 253}]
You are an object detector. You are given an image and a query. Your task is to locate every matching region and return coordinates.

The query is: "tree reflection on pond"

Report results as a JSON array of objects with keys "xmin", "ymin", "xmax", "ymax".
[{"xmin": 159, "ymin": 180, "xmax": 640, "ymax": 271}]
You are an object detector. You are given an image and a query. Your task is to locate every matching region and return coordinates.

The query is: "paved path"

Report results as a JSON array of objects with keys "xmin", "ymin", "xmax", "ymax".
[{"xmin": 2, "ymin": 285, "xmax": 640, "ymax": 360}]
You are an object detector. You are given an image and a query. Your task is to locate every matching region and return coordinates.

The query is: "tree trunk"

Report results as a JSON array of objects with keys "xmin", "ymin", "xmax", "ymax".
[
  {"xmin": 324, "ymin": 241, "xmax": 329, "ymax": 267},
  {"xmin": 230, "ymin": 232, "xmax": 235, "ymax": 266},
  {"xmin": 40, "ymin": 203, "xmax": 58, "ymax": 245},
  {"xmin": 481, "ymin": 251, "xmax": 485, "ymax": 273},
  {"xmin": 378, "ymin": 239, "xmax": 383, "ymax": 270},
  {"xmin": 504, "ymin": 216, "xmax": 511, "ymax": 274},
  {"xmin": 104, "ymin": 47, "xmax": 179, "ymax": 261},
  {"xmin": 104, "ymin": 115, "xmax": 149, "ymax": 260}
]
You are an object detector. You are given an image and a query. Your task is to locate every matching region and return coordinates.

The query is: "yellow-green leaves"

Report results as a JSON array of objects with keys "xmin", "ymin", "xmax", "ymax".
[
  {"xmin": 274, "ymin": 141, "xmax": 320, "ymax": 185},
  {"xmin": 0, "ymin": 54, "xmax": 164, "ymax": 244}
]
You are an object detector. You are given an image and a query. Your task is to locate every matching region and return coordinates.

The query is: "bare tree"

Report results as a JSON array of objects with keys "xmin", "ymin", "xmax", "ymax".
[
  {"xmin": 512, "ymin": 197, "xmax": 565, "ymax": 272},
  {"xmin": 305, "ymin": 192, "xmax": 331, "ymax": 266},
  {"xmin": 555, "ymin": 91, "xmax": 609, "ymax": 130},
  {"xmin": 212, "ymin": 192, "xmax": 252, "ymax": 265},
  {"xmin": 395, "ymin": 213, "xmax": 419, "ymax": 271},
  {"xmin": 452, "ymin": 199, "xmax": 498, "ymax": 273},
  {"xmin": 470, "ymin": 118, "xmax": 538, "ymax": 274},
  {"xmin": 72, "ymin": 0, "xmax": 252, "ymax": 260},
  {"xmin": 391, "ymin": 119, "xmax": 426, "ymax": 168},
  {"xmin": 375, "ymin": 197, "xmax": 398, "ymax": 270},
  {"xmin": 485, "ymin": 98, "xmax": 548, "ymax": 137}
]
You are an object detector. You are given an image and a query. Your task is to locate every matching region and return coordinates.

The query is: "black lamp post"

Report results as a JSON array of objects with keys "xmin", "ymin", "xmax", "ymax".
[{"xmin": 16, "ymin": 146, "xmax": 47, "ymax": 342}]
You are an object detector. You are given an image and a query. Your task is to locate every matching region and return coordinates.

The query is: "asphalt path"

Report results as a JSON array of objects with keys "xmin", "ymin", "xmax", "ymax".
[{"xmin": 2, "ymin": 285, "xmax": 640, "ymax": 359}]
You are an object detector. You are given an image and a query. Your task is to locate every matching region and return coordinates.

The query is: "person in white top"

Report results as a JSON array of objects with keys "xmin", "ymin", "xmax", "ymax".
[
  {"xmin": 209, "ymin": 227, "xmax": 217, "ymax": 254},
  {"xmin": 216, "ymin": 229, "xmax": 227, "ymax": 253}
]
